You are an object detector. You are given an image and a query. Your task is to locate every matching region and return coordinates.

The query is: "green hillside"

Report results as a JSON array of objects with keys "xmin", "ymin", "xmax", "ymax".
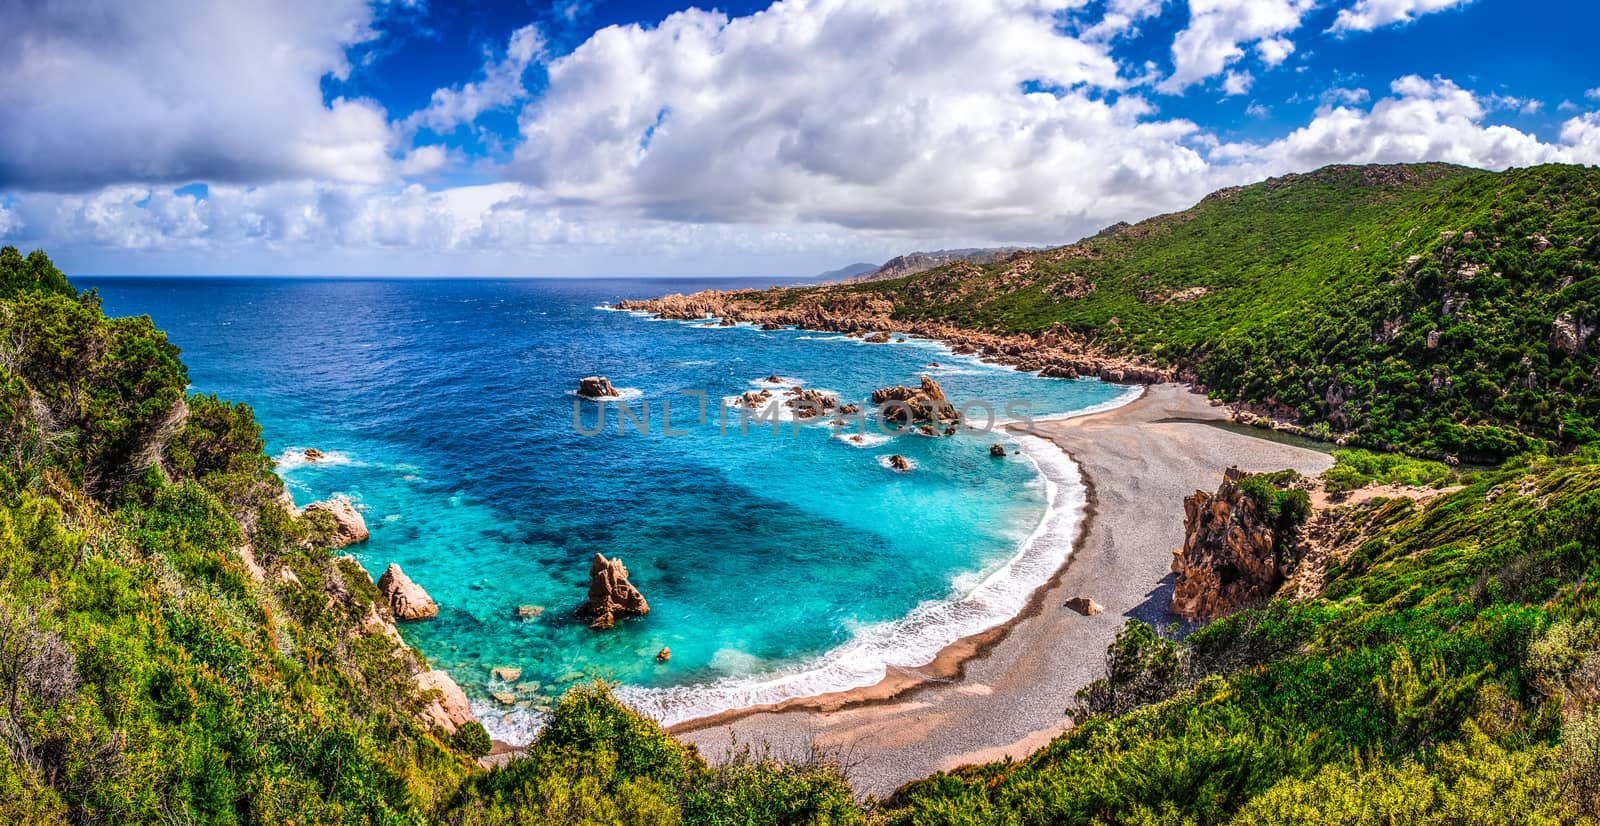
[{"xmin": 843, "ymin": 163, "xmax": 1600, "ymax": 461}]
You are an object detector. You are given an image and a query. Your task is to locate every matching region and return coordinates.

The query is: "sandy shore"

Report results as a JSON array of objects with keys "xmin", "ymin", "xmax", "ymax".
[{"xmin": 675, "ymin": 383, "xmax": 1334, "ymax": 798}]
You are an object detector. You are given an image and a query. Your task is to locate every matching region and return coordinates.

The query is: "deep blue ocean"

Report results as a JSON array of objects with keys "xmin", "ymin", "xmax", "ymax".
[{"xmin": 84, "ymin": 277, "xmax": 1134, "ymax": 738}]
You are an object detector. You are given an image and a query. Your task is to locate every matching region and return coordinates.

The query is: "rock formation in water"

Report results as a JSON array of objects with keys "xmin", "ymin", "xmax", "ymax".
[
  {"xmin": 990, "ymin": 443, "xmax": 1008, "ymax": 458},
  {"xmin": 888, "ymin": 454, "xmax": 912, "ymax": 472},
  {"xmin": 378, "ymin": 563, "xmax": 439, "ymax": 620},
  {"xmin": 656, "ymin": 647, "xmax": 671, "ymax": 662},
  {"xmin": 872, "ymin": 376, "xmax": 959, "ymax": 424},
  {"xmin": 305, "ymin": 498, "xmax": 369, "ymax": 547},
  {"xmin": 783, "ymin": 387, "xmax": 837, "ymax": 419},
  {"xmin": 1170, "ymin": 468, "xmax": 1307, "ymax": 622},
  {"xmin": 303, "ymin": 447, "xmax": 324, "ymax": 461},
  {"xmin": 577, "ymin": 553, "xmax": 650, "ymax": 629},
  {"xmin": 578, "ymin": 376, "xmax": 621, "ymax": 398},
  {"xmin": 864, "ymin": 331, "xmax": 891, "ymax": 343}
]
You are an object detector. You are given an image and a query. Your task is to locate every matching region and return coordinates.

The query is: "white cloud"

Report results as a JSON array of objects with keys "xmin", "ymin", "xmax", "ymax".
[
  {"xmin": 1322, "ymin": 86, "xmax": 1372, "ymax": 106},
  {"xmin": 1214, "ymin": 75, "xmax": 1600, "ymax": 174},
  {"xmin": 404, "ymin": 24, "xmax": 545, "ymax": 134},
  {"xmin": 1222, "ymin": 70, "xmax": 1254, "ymax": 96},
  {"xmin": 1079, "ymin": 0, "xmax": 1170, "ymax": 41},
  {"xmin": 0, "ymin": 0, "xmax": 396, "ymax": 191},
  {"xmin": 1160, "ymin": 0, "xmax": 1315, "ymax": 93},
  {"xmin": 1330, "ymin": 0, "xmax": 1474, "ymax": 32},
  {"xmin": 398, "ymin": 145, "xmax": 452, "ymax": 177},
  {"xmin": 1586, "ymin": 87, "xmax": 1600, "ymax": 101}
]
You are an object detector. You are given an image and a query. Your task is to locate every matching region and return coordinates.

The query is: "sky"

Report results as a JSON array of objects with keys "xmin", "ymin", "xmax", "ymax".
[{"xmin": 1, "ymin": 0, "xmax": 1598, "ymax": 277}]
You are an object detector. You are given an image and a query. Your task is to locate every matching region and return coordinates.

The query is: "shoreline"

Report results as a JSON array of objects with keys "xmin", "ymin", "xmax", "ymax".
[
  {"xmin": 666, "ymin": 389, "xmax": 1141, "ymax": 736},
  {"xmin": 674, "ymin": 383, "xmax": 1335, "ymax": 796}
]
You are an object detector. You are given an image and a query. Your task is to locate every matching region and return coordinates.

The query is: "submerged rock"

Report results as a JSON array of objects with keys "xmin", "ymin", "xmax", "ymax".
[
  {"xmin": 305, "ymin": 498, "xmax": 369, "ymax": 547},
  {"xmin": 514, "ymin": 604, "xmax": 544, "ymax": 619},
  {"xmin": 578, "ymin": 376, "xmax": 621, "ymax": 398},
  {"xmin": 491, "ymin": 666, "xmax": 522, "ymax": 683},
  {"xmin": 577, "ymin": 553, "xmax": 650, "ymax": 629},
  {"xmin": 378, "ymin": 563, "xmax": 439, "ymax": 620}
]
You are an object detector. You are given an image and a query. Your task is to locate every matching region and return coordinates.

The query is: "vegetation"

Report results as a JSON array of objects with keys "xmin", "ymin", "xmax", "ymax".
[
  {"xmin": 1322, "ymin": 448, "xmax": 1456, "ymax": 494},
  {"xmin": 827, "ymin": 163, "xmax": 1600, "ymax": 462}
]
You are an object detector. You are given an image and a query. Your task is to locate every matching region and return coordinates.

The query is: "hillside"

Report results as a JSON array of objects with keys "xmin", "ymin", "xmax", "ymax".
[{"xmin": 625, "ymin": 163, "xmax": 1600, "ymax": 462}]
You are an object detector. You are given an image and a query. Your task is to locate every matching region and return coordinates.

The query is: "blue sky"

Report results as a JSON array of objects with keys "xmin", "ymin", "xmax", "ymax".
[{"xmin": 0, "ymin": 0, "xmax": 1597, "ymax": 276}]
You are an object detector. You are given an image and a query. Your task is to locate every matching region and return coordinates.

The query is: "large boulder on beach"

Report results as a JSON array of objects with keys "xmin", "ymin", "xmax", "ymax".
[
  {"xmin": 1170, "ymin": 469, "xmax": 1307, "ymax": 622},
  {"xmin": 872, "ymin": 376, "xmax": 959, "ymax": 424},
  {"xmin": 416, "ymin": 669, "xmax": 473, "ymax": 734},
  {"xmin": 378, "ymin": 563, "xmax": 439, "ymax": 620},
  {"xmin": 577, "ymin": 553, "xmax": 650, "ymax": 629},
  {"xmin": 305, "ymin": 498, "xmax": 369, "ymax": 547},
  {"xmin": 577, "ymin": 376, "xmax": 621, "ymax": 398}
]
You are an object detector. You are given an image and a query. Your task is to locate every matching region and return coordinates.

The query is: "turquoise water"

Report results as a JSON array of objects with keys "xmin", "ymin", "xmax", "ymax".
[{"xmin": 85, "ymin": 277, "xmax": 1134, "ymax": 738}]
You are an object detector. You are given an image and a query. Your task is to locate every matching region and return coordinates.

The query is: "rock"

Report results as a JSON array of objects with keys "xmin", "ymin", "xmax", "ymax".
[
  {"xmin": 515, "ymin": 604, "xmax": 545, "ymax": 619},
  {"xmin": 1170, "ymin": 471, "xmax": 1305, "ymax": 622},
  {"xmin": 736, "ymin": 389, "xmax": 773, "ymax": 409},
  {"xmin": 896, "ymin": 337, "xmax": 907, "ymax": 343},
  {"xmin": 491, "ymin": 666, "xmax": 523, "ymax": 683},
  {"xmin": 1426, "ymin": 330, "xmax": 1441, "ymax": 349},
  {"xmin": 917, "ymin": 425, "xmax": 937, "ymax": 437},
  {"xmin": 927, "ymin": 361, "xmax": 941, "ymax": 367},
  {"xmin": 235, "ymin": 542, "xmax": 266, "ymax": 583},
  {"xmin": 1065, "ymin": 597, "xmax": 1104, "ymax": 616},
  {"xmin": 277, "ymin": 489, "xmax": 298, "ymax": 516},
  {"xmin": 303, "ymin": 447, "xmax": 324, "ymax": 461},
  {"xmin": 304, "ymin": 498, "xmax": 369, "ymax": 547},
  {"xmin": 577, "ymin": 553, "xmax": 650, "ymax": 630},
  {"xmin": 577, "ymin": 376, "xmax": 621, "ymax": 398},
  {"xmin": 718, "ymin": 317, "xmax": 737, "ymax": 327},
  {"xmin": 416, "ymin": 669, "xmax": 473, "ymax": 734},
  {"xmin": 783, "ymin": 387, "xmax": 837, "ymax": 419},
  {"xmin": 989, "ymin": 443, "xmax": 1007, "ymax": 458},
  {"xmin": 864, "ymin": 331, "xmax": 891, "ymax": 343},
  {"xmin": 838, "ymin": 403, "xmax": 860, "ymax": 415},
  {"xmin": 872, "ymin": 376, "xmax": 960, "ymax": 424},
  {"xmin": 656, "ymin": 647, "xmax": 671, "ymax": 662},
  {"xmin": 765, "ymin": 374, "xmax": 782, "ymax": 383},
  {"xmin": 760, "ymin": 323, "xmax": 782, "ymax": 330},
  {"xmin": 378, "ymin": 563, "xmax": 439, "ymax": 620},
  {"xmin": 492, "ymin": 691, "xmax": 517, "ymax": 705},
  {"xmin": 888, "ymin": 454, "xmax": 912, "ymax": 472}
]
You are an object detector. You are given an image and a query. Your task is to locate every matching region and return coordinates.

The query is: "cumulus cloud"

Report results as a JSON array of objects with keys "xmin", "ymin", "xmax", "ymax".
[
  {"xmin": 507, "ymin": 0, "xmax": 1220, "ymax": 241},
  {"xmin": 1222, "ymin": 70, "xmax": 1254, "ymax": 96},
  {"xmin": 1214, "ymin": 75, "xmax": 1600, "ymax": 174},
  {"xmin": 1078, "ymin": 0, "xmax": 1170, "ymax": 41},
  {"xmin": 404, "ymin": 24, "xmax": 546, "ymax": 134},
  {"xmin": 1160, "ymin": 0, "xmax": 1315, "ymax": 93},
  {"xmin": 0, "ymin": 0, "xmax": 396, "ymax": 191},
  {"xmin": 1330, "ymin": 0, "xmax": 1474, "ymax": 32}
]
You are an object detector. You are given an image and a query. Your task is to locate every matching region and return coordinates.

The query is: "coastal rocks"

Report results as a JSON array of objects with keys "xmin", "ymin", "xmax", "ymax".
[
  {"xmin": 515, "ymin": 604, "xmax": 544, "ymax": 619},
  {"xmin": 490, "ymin": 666, "xmax": 522, "ymax": 683},
  {"xmin": 656, "ymin": 647, "xmax": 671, "ymax": 662},
  {"xmin": 378, "ymin": 563, "xmax": 439, "ymax": 620},
  {"xmin": 863, "ymin": 332, "xmax": 891, "ymax": 343},
  {"xmin": 782, "ymin": 387, "xmax": 837, "ymax": 419},
  {"xmin": 887, "ymin": 454, "xmax": 912, "ymax": 472},
  {"xmin": 303, "ymin": 447, "xmax": 325, "ymax": 462},
  {"xmin": 1170, "ymin": 470, "xmax": 1305, "ymax": 622},
  {"xmin": 872, "ymin": 376, "xmax": 959, "ymax": 424},
  {"xmin": 1065, "ymin": 597, "xmax": 1104, "ymax": 616},
  {"xmin": 760, "ymin": 322, "xmax": 783, "ymax": 330},
  {"xmin": 989, "ymin": 443, "xmax": 1008, "ymax": 458},
  {"xmin": 737, "ymin": 389, "xmax": 773, "ymax": 409},
  {"xmin": 578, "ymin": 376, "xmax": 621, "ymax": 398},
  {"xmin": 305, "ymin": 498, "xmax": 369, "ymax": 547},
  {"xmin": 577, "ymin": 553, "xmax": 650, "ymax": 629},
  {"xmin": 416, "ymin": 669, "xmax": 473, "ymax": 734}
]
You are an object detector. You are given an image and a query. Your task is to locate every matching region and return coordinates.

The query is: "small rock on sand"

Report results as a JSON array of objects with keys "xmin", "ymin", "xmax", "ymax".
[{"xmin": 1065, "ymin": 597, "xmax": 1104, "ymax": 616}]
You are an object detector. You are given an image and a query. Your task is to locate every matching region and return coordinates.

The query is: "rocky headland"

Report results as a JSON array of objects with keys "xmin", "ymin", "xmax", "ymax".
[{"xmin": 577, "ymin": 553, "xmax": 650, "ymax": 629}]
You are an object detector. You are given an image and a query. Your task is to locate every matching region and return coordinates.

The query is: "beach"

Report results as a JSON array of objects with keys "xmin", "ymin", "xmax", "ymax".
[{"xmin": 675, "ymin": 383, "xmax": 1335, "ymax": 797}]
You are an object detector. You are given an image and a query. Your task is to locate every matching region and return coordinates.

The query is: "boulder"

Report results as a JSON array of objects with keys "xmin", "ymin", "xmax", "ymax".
[
  {"xmin": 838, "ymin": 403, "xmax": 861, "ymax": 415},
  {"xmin": 416, "ymin": 669, "xmax": 473, "ymax": 734},
  {"xmin": 515, "ymin": 604, "xmax": 544, "ymax": 619},
  {"xmin": 864, "ymin": 332, "xmax": 891, "ymax": 343},
  {"xmin": 303, "ymin": 447, "xmax": 324, "ymax": 461},
  {"xmin": 989, "ymin": 443, "xmax": 1007, "ymax": 458},
  {"xmin": 888, "ymin": 454, "xmax": 912, "ymax": 472},
  {"xmin": 760, "ymin": 323, "xmax": 783, "ymax": 331},
  {"xmin": 378, "ymin": 563, "xmax": 439, "ymax": 620},
  {"xmin": 783, "ymin": 387, "xmax": 837, "ymax": 419},
  {"xmin": 491, "ymin": 666, "xmax": 523, "ymax": 683},
  {"xmin": 577, "ymin": 376, "xmax": 621, "ymax": 398},
  {"xmin": 656, "ymin": 647, "xmax": 671, "ymax": 663},
  {"xmin": 492, "ymin": 691, "xmax": 517, "ymax": 705},
  {"xmin": 1065, "ymin": 597, "xmax": 1104, "ymax": 616},
  {"xmin": 577, "ymin": 553, "xmax": 650, "ymax": 629},
  {"xmin": 305, "ymin": 498, "xmax": 369, "ymax": 547},
  {"xmin": 765, "ymin": 374, "xmax": 782, "ymax": 383},
  {"xmin": 872, "ymin": 376, "xmax": 959, "ymax": 424}
]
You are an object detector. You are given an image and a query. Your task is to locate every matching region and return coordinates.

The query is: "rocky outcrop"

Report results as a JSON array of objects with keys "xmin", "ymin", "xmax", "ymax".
[
  {"xmin": 305, "ymin": 498, "xmax": 369, "ymax": 547},
  {"xmin": 378, "ymin": 563, "xmax": 439, "ymax": 620},
  {"xmin": 989, "ymin": 443, "xmax": 1007, "ymax": 458},
  {"xmin": 577, "ymin": 553, "xmax": 650, "ymax": 629},
  {"xmin": 872, "ymin": 376, "xmax": 959, "ymax": 424},
  {"xmin": 416, "ymin": 669, "xmax": 473, "ymax": 734},
  {"xmin": 783, "ymin": 387, "xmax": 837, "ymax": 419},
  {"xmin": 303, "ymin": 447, "xmax": 324, "ymax": 461},
  {"xmin": 656, "ymin": 647, "xmax": 671, "ymax": 662},
  {"xmin": 864, "ymin": 331, "xmax": 891, "ymax": 343},
  {"xmin": 1170, "ymin": 469, "xmax": 1305, "ymax": 622},
  {"xmin": 578, "ymin": 376, "xmax": 621, "ymax": 398},
  {"xmin": 887, "ymin": 454, "xmax": 912, "ymax": 472}
]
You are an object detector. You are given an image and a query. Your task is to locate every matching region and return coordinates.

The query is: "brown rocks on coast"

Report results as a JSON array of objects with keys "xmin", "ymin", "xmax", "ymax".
[
  {"xmin": 1065, "ymin": 597, "xmax": 1104, "ymax": 616},
  {"xmin": 864, "ymin": 331, "xmax": 891, "ymax": 343},
  {"xmin": 783, "ymin": 387, "xmax": 837, "ymax": 419},
  {"xmin": 872, "ymin": 376, "xmax": 959, "ymax": 424},
  {"xmin": 888, "ymin": 454, "xmax": 912, "ymax": 472},
  {"xmin": 515, "ymin": 604, "xmax": 544, "ymax": 619},
  {"xmin": 1170, "ymin": 469, "xmax": 1306, "ymax": 622},
  {"xmin": 378, "ymin": 563, "xmax": 439, "ymax": 620},
  {"xmin": 416, "ymin": 669, "xmax": 473, "ymax": 734},
  {"xmin": 990, "ymin": 443, "xmax": 1008, "ymax": 458},
  {"xmin": 577, "ymin": 376, "xmax": 621, "ymax": 398},
  {"xmin": 656, "ymin": 647, "xmax": 671, "ymax": 662},
  {"xmin": 305, "ymin": 498, "xmax": 369, "ymax": 547},
  {"xmin": 577, "ymin": 553, "xmax": 650, "ymax": 629},
  {"xmin": 491, "ymin": 666, "xmax": 523, "ymax": 683},
  {"xmin": 303, "ymin": 447, "xmax": 325, "ymax": 461}
]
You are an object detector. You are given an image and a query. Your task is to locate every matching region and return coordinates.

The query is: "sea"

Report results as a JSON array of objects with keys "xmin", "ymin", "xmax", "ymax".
[{"xmin": 84, "ymin": 276, "xmax": 1135, "ymax": 740}]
